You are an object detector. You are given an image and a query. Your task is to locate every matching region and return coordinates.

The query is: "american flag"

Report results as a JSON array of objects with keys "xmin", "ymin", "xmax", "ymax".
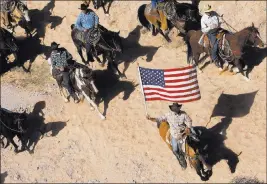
[{"xmin": 138, "ymin": 66, "xmax": 201, "ymax": 103}]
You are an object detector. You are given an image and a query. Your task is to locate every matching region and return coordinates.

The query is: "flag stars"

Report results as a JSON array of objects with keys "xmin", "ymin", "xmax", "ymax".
[{"xmin": 139, "ymin": 67, "xmax": 165, "ymax": 87}]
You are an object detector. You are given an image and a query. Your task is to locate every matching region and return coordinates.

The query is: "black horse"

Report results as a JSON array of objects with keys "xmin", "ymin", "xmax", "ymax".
[
  {"xmin": 0, "ymin": 28, "xmax": 19, "ymax": 69},
  {"xmin": 71, "ymin": 24, "xmax": 125, "ymax": 78},
  {"xmin": 0, "ymin": 108, "xmax": 32, "ymax": 154},
  {"xmin": 138, "ymin": 1, "xmax": 201, "ymax": 42},
  {"xmin": 85, "ymin": 0, "xmax": 113, "ymax": 15}
]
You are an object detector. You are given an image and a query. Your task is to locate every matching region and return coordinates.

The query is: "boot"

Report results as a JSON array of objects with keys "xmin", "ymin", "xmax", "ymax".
[{"xmin": 173, "ymin": 151, "xmax": 187, "ymax": 170}]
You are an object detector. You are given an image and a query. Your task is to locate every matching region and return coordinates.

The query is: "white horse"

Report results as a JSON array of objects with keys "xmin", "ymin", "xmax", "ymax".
[{"xmin": 47, "ymin": 58, "xmax": 105, "ymax": 120}]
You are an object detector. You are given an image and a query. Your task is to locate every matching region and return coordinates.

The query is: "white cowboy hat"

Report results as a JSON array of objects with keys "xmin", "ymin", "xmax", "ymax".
[{"xmin": 203, "ymin": 4, "xmax": 213, "ymax": 13}]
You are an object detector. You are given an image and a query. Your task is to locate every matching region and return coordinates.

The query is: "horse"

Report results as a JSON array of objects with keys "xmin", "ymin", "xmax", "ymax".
[
  {"xmin": 48, "ymin": 60, "xmax": 106, "ymax": 120},
  {"xmin": 157, "ymin": 121, "xmax": 212, "ymax": 181},
  {"xmin": 137, "ymin": 1, "xmax": 201, "ymax": 42},
  {"xmin": 83, "ymin": 0, "xmax": 113, "ymax": 16},
  {"xmin": 185, "ymin": 23, "xmax": 265, "ymax": 81},
  {"xmin": 0, "ymin": 108, "xmax": 33, "ymax": 154},
  {"xmin": 71, "ymin": 24, "xmax": 125, "ymax": 78},
  {"xmin": 0, "ymin": 27, "xmax": 19, "ymax": 67},
  {"xmin": 0, "ymin": 0, "xmax": 32, "ymax": 37}
]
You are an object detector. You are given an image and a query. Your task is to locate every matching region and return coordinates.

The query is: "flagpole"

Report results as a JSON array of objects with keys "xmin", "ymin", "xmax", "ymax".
[{"xmin": 137, "ymin": 63, "xmax": 148, "ymax": 116}]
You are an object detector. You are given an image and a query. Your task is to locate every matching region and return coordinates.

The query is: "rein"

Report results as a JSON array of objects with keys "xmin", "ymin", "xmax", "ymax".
[
  {"xmin": 0, "ymin": 118, "xmax": 25, "ymax": 133},
  {"xmin": 219, "ymin": 29, "xmax": 257, "ymax": 61},
  {"xmin": 98, "ymin": 33, "xmax": 119, "ymax": 52}
]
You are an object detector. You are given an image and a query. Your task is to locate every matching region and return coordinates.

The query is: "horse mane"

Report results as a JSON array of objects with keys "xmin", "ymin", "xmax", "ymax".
[{"xmin": 243, "ymin": 26, "xmax": 259, "ymax": 34}]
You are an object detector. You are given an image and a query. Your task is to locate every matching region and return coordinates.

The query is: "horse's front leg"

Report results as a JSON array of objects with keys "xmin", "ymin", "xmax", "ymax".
[
  {"xmin": 233, "ymin": 59, "xmax": 249, "ymax": 81},
  {"xmin": 102, "ymin": 3, "xmax": 109, "ymax": 16},
  {"xmin": 106, "ymin": 0, "xmax": 113, "ymax": 15},
  {"xmin": 91, "ymin": 49, "xmax": 102, "ymax": 64},
  {"xmin": 151, "ymin": 24, "xmax": 158, "ymax": 36},
  {"xmin": 18, "ymin": 134, "xmax": 33, "ymax": 154},
  {"xmin": 158, "ymin": 29, "xmax": 171, "ymax": 43},
  {"xmin": 7, "ymin": 137, "xmax": 19, "ymax": 153},
  {"xmin": 192, "ymin": 53, "xmax": 202, "ymax": 73}
]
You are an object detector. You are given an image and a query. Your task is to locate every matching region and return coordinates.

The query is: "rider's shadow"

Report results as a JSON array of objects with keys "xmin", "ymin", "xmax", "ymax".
[
  {"xmin": 93, "ymin": 69, "xmax": 138, "ymax": 116},
  {"xmin": 199, "ymin": 91, "xmax": 258, "ymax": 174},
  {"xmin": 15, "ymin": 34, "xmax": 51, "ymax": 72},
  {"xmin": 0, "ymin": 171, "xmax": 8, "ymax": 183},
  {"xmin": 116, "ymin": 25, "xmax": 160, "ymax": 74},
  {"xmin": 28, "ymin": 0, "xmax": 65, "ymax": 41},
  {"xmin": 25, "ymin": 101, "xmax": 66, "ymax": 153}
]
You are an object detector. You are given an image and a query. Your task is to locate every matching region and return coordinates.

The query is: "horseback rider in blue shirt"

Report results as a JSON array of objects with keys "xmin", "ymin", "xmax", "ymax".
[{"xmin": 75, "ymin": 4, "xmax": 99, "ymax": 45}]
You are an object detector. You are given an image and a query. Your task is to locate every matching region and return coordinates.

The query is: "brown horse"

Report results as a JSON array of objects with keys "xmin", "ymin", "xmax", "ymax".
[
  {"xmin": 0, "ymin": 1, "xmax": 32, "ymax": 37},
  {"xmin": 157, "ymin": 121, "xmax": 212, "ymax": 181},
  {"xmin": 185, "ymin": 23, "xmax": 265, "ymax": 81},
  {"xmin": 138, "ymin": 1, "xmax": 201, "ymax": 42}
]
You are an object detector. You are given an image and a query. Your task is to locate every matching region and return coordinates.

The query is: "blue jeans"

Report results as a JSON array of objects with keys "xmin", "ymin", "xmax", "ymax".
[
  {"xmin": 151, "ymin": 1, "xmax": 157, "ymax": 8},
  {"xmin": 171, "ymin": 137, "xmax": 182, "ymax": 154},
  {"xmin": 207, "ymin": 29, "xmax": 219, "ymax": 61}
]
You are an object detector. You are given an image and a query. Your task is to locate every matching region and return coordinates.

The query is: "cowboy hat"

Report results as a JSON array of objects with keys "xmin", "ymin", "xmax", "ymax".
[
  {"xmin": 169, "ymin": 103, "xmax": 182, "ymax": 113},
  {"xmin": 79, "ymin": 3, "xmax": 89, "ymax": 10},
  {"xmin": 203, "ymin": 4, "xmax": 213, "ymax": 13},
  {"xmin": 51, "ymin": 42, "xmax": 60, "ymax": 50}
]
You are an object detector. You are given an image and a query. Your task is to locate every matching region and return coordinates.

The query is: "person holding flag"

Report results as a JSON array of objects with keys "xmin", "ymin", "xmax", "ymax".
[{"xmin": 146, "ymin": 102, "xmax": 194, "ymax": 169}]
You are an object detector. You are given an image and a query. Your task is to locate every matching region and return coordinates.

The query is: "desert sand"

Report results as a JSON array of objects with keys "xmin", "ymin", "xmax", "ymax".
[{"xmin": 1, "ymin": 0, "xmax": 266, "ymax": 183}]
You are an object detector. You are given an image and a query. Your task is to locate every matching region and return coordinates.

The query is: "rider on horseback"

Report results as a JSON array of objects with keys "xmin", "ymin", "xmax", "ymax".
[
  {"xmin": 75, "ymin": 3, "xmax": 99, "ymax": 48},
  {"xmin": 147, "ymin": 102, "xmax": 194, "ymax": 169},
  {"xmin": 150, "ymin": 0, "xmax": 168, "ymax": 34},
  {"xmin": 0, "ymin": 0, "xmax": 16, "ymax": 29},
  {"xmin": 201, "ymin": 4, "xmax": 223, "ymax": 67},
  {"xmin": 50, "ymin": 42, "xmax": 79, "ymax": 103}
]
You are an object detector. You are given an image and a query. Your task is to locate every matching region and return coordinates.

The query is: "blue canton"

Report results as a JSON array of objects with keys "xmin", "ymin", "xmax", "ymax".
[{"xmin": 139, "ymin": 67, "xmax": 165, "ymax": 87}]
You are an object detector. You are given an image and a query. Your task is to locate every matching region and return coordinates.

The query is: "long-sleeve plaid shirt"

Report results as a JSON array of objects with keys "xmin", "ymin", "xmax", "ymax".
[
  {"xmin": 50, "ymin": 48, "xmax": 72, "ymax": 68},
  {"xmin": 156, "ymin": 111, "xmax": 192, "ymax": 140}
]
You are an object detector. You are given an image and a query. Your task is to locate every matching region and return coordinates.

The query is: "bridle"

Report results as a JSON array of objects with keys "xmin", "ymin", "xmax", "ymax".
[
  {"xmin": 0, "ymin": 118, "xmax": 26, "ymax": 133},
  {"xmin": 0, "ymin": 29, "xmax": 18, "ymax": 52}
]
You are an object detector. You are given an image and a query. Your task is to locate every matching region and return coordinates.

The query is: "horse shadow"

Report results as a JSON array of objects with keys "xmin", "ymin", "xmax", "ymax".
[
  {"xmin": 116, "ymin": 25, "xmax": 160, "ymax": 75},
  {"xmin": 242, "ymin": 46, "xmax": 267, "ymax": 77},
  {"xmin": 14, "ymin": 34, "xmax": 51, "ymax": 72},
  {"xmin": 197, "ymin": 91, "xmax": 258, "ymax": 177},
  {"xmin": 93, "ymin": 69, "xmax": 138, "ymax": 116},
  {"xmin": 28, "ymin": 0, "xmax": 65, "ymax": 41},
  {"xmin": 0, "ymin": 171, "xmax": 8, "ymax": 183},
  {"xmin": 0, "ymin": 32, "xmax": 50, "ymax": 75},
  {"xmin": 24, "ymin": 101, "xmax": 66, "ymax": 153}
]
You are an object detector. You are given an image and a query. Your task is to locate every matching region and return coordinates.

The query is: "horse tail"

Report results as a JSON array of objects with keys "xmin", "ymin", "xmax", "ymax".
[
  {"xmin": 137, "ymin": 4, "xmax": 150, "ymax": 30},
  {"xmin": 184, "ymin": 32, "xmax": 192, "ymax": 64}
]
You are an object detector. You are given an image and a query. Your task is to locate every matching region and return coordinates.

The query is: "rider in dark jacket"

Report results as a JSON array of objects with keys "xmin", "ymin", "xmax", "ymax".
[{"xmin": 50, "ymin": 42, "xmax": 79, "ymax": 103}]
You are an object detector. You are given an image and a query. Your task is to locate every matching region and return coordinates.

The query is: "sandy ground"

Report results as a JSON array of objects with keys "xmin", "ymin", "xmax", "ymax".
[{"xmin": 1, "ymin": 0, "xmax": 266, "ymax": 183}]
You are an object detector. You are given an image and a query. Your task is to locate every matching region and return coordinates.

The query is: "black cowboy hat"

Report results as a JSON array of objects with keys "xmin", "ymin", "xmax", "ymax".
[
  {"xmin": 51, "ymin": 42, "xmax": 60, "ymax": 50},
  {"xmin": 169, "ymin": 102, "xmax": 182, "ymax": 113},
  {"xmin": 79, "ymin": 3, "xmax": 89, "ymax": 10}
]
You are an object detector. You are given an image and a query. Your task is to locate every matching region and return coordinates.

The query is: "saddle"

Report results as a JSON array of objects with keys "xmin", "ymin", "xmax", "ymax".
[
  {"xmin": 75, "ymin": 27, "xmax": 101, "ymax": 46},
  {"xmin": 165, "ymin": 129, "xmax": 186, "ymax": 154},
  {"xmin": 199, "ymin": 29, "xmax": 228, "ymax": 49}
]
